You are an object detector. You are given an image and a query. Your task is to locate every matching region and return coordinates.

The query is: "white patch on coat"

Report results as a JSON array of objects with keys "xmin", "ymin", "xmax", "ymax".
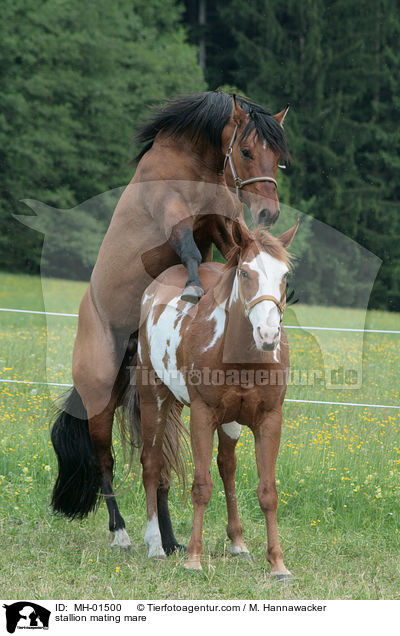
[
  {"xmin": 221, "ymin": 421, "xmax": 242, "ymax": 440},
  {"xmin": 142, "ymin": 291, "xmax": 154, "ymax": 305},
  {"xmin": 202, "ymin": 299, "xmax": 227, "ymax": 352},
  {"xmin": 273, "ymin": 341, "xmax": 281, "ymax": 362},
  {"xmin": 229, "ymin": 275, "xmax": 239, "ymax": 305},
  {"xmin": 110, "ymin": 528, "xmax": 132, "ymax": 549},
  {"xmin": 144, "ymin": 513, "xmax": 165, "ymax": 558},
  {"xmin": 146, "ymin": 296, "xmax": 190, "ymax": 404}
]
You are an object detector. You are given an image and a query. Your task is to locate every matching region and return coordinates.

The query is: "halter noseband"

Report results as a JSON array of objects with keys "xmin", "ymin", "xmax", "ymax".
[
  {"xmin": 245, "ymin": 294, "xmax": 285, "ymax": 321},
  {"xmin": 224, "ymin": 124, "xmax": 279, "ymax": 197}
]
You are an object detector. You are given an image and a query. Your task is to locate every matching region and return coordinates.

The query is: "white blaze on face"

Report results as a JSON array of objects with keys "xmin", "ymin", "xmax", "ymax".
[{"xmin": 243, "ymin": 252, "xmax": 288, "ymax": 351}]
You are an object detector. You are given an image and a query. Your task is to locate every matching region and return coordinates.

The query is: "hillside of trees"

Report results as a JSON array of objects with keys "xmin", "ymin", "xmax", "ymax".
[{"xmin": 1, "ymin": 0, "xmax": 399, "ymax": 309}]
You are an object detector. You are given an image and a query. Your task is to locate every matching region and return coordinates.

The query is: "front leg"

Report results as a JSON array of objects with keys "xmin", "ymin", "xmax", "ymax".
[
  {"xmin": 169, "ymin": 223, "xmax": 204, "ymax": 303},
  {"xmin": 162, "ymin": 196, "xmax": 203, "ymax": 304},
  {"xmin": 217, "ymin": 423, "xmax": 251, "ymax": 558},
  {"xmin": 253, "ymin": 407, "xmax": 291, "ymax": 580}
]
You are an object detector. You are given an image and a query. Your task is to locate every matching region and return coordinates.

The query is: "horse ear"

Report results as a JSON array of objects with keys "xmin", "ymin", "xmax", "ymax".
[
  {"xmin": 274, "ymin": 104, "xmax": 290, "ymax": 127},
  {"xmin": 232, "ymin": 94, "xmax": 248, "ymax": 126},
  {"xmin": 278, "ymin": 218, "xmax": 299, "ymax": 248},
  {"xmin": 232, "ymin": 219, "xmax": 251, "ymax": 249}
]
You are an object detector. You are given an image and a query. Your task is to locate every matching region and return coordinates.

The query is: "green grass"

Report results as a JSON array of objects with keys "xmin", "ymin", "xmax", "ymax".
[{"xmin": 1, "ymin": 271, "xmax": 400, "ymax": 599}]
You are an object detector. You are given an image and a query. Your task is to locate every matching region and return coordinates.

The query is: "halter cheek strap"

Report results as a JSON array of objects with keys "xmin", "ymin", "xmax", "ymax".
[{"xmin": 224, "ymin": 125, "xmax": 279, "ymax": 197}]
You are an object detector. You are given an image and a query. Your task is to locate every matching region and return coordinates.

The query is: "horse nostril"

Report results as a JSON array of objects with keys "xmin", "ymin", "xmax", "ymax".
[
  {"xmin": 270, "ymin": 208, "xmax": 280, "ymax": 226},
  {"xmin": 258, "ymin": 209, "xmax": 271, "ymax": 226}
]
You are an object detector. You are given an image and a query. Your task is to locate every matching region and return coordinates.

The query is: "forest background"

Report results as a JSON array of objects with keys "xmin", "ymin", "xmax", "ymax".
[{"xmin": 1, "ymin": 0, "xmax": 399, "ymax": 310}]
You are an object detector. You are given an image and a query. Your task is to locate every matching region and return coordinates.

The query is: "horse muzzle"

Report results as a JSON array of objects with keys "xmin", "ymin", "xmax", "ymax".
[{"xmin": 255, "ymin": 326, "xmax": 281, "ymax": 351}]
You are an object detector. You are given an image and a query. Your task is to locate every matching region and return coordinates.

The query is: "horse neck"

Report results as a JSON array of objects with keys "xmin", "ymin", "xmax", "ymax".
[
  {"xmin": 208, "ymin": 266, "xmax": 278, "ymax": 365},
  {"xmin": 174, "ymin": 134, "xmax": 226, "ymax": 181},
  {"xmin": 200, "ymin": 268, "xmax": 254, "ymax": 352},
  {"xmin": 226, "ymin": 277, "xmax": 255, "ymax": 346}
]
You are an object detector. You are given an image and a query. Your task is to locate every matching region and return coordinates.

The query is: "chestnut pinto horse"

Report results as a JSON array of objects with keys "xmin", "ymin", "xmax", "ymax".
[
  {"xmin": 136, "ymin": 220, "xmax": 298, "ymax": 577},
  {"xmin": 51, "ymin": 91, "xmax": 290, "ymax": 555}
]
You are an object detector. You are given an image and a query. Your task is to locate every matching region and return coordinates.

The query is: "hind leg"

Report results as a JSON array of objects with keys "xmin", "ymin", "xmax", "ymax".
[
  {"xmin": 218, "ymin": 423, "xmax": 250, "ymax": 558},
  {"xmin": 73, "ymin": 289, "xmax": 132, "ymax": 547},
  {"xmin": 140, "ymin": 399, "xmax": 170, "ymax": 559},
  {"xmin": 157, "ymin": 484, "xmax": 186, "ymax": 555},
  {"xmin": 88, "ymin": 402, "xmax": 132, "ymax": 549}
]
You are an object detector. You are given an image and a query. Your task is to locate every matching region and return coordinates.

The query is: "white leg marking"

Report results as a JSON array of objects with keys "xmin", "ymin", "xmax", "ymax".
[
  {"xmin": 110, "ymin": 528, "xmax": 132, "ymax": 548},
  {"xmin": 221, "ymin": 421, "xmax": 242, "ymax": 440},
  {"xmin": 144, "ymin": 513, "xmax": 166, "ymax": 559}
]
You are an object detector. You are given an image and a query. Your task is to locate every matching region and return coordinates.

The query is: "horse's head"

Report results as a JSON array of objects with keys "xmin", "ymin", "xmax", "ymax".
[
  {"xmin": 230, "ymin": 219, "xmax": 298, "ymax": 351},
  {"xmin": 223, "ymin": 96, "xmax": 290, "ymax": 228}
]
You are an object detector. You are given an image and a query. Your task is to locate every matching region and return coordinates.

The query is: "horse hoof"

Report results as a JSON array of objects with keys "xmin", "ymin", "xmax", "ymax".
[
  {"xmin": 148, "ymin": 550, "xmax": 166, "ymax": 560},
  {"xmin": 183, "ymin": 563, "xmax": 202, "ymax": 573},
  {"xmin": 147, "ymin": 543, "xmax": 166, "ymax": 559},
  {"xmin": 271, "ymin": 572, "xmax": 293, "ymax": 582},
  {"xmin": 230, "ymin": 546, "xmax": 252, "ymax": 560},
  {"xmin": 110, "ymin": 528, "xmax": 132, "ymax": 550},
  {"xmin": 181, "ymin": 285, "xmax": 204, "ymax": 304},
  {"xmin": 237, "ymin": 551, "xmax": 252, "ymax": 561},
  {"xmin": 164, "ymin": 543, "xmax": 187, "ymax": 556}
]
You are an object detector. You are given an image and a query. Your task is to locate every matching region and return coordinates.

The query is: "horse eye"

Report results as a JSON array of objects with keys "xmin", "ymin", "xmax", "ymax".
[
  {"xmin": 239, "ymin": 269, "xmax": 249, "ymax": 279},
  {"xmin": 240, "ymin": 148, "xmax": 252, "ymax": 159}
]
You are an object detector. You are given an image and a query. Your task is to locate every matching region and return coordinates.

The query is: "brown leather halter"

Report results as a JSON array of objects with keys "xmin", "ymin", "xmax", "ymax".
[
  {"xmin": 246, "ymin": 294, "xmax": 285, "ymax": 321},
  {"xmin": 224, "ymin": 125, "xmax": 279, "ymax": 198},
  {"xmin": 237, "ymin": 274, "xmax": 286, "ymax": 322}
]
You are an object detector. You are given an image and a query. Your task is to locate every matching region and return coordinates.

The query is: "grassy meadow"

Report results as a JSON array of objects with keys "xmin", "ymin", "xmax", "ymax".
[{"xmin": 0, "ymin": 271, "xmax": 400, "ymax": 600}]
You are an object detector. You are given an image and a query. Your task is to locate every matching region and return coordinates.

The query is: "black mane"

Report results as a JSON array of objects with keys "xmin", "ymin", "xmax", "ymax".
[{"xmin": 135, "ymin": 91, "xmax": 290, "ymax": 162}]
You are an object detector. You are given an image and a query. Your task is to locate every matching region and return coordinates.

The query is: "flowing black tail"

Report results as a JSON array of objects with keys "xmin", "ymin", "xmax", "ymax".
[{"xmin": 51, "ymin": 387, "xmax": 101, "ymax": 518}]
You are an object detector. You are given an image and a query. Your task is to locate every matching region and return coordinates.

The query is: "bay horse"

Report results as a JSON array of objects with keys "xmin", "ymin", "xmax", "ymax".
[
  {"xmin": 51, "ymin": 91, "xmax": 290, "ymax": 554},
  {"xmin": 135, "ymin": 219, "xmax": 298, "ymax": 577}
]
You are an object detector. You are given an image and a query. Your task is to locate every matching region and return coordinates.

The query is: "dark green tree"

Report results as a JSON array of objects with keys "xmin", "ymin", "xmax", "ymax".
[
  {"xmin": 185, "ymin": 0, "xmax": 400, "ymax": 309},
  {"xmin": 0, "ymin": 0, "xmax": 204, "ymax": 275}
]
